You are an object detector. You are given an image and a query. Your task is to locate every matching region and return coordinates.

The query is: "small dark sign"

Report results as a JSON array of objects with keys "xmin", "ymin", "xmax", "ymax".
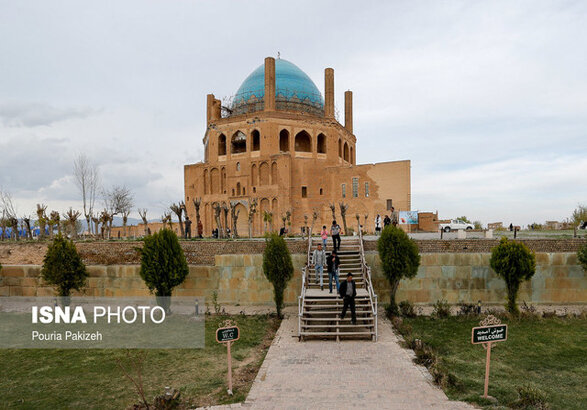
[
  {"xmin": 216, "ymin": 326, "xmax": 240, "ymax": 343},
  {"xmin": 471, "ymin": 324, "xmax": 508, "ymax": 344}
]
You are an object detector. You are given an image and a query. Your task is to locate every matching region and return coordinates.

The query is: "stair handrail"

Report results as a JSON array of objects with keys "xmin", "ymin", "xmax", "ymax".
[
  {"xmin": 358, "ymin": 222, "xmax": 378, "ymax": 341},
  {"xmin": 298, "ymin": 227, "xmax": 312, "ymax": 338}
]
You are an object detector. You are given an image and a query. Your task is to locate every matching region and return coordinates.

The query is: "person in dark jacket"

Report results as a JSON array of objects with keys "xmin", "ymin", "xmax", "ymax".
[
  {"xmin": 326, "ymin": 250, "xmax": 340, "ymax": 293},
  {"xmin": 339, "ymin": 273, "xmax": 357, "ymax": 324}
]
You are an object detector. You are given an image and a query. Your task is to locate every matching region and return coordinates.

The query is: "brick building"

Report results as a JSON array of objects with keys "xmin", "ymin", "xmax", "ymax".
[{"xmin": 184, "ymin": 57, "xmax": 411, "ymax": 237}]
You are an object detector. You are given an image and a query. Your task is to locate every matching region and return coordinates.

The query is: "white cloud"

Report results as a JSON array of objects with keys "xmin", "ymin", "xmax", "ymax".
[{"xmin": 0, "ymin": 0, "xmax": 585, "ymax": 226}]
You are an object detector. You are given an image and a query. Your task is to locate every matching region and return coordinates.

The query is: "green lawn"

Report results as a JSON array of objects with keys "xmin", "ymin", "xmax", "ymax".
[
  {"xmin": 398, "ymin": 316, "xmax": 587, "ymax": 409},
  {"xmin": 0, "ymin": 314, "xmax": 279, "ymax": 409}
]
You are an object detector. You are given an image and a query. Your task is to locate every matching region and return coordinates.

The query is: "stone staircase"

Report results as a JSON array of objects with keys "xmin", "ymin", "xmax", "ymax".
[{"xmin": 298, "ymin": 235, "xmax": 378, "ymax": 341}]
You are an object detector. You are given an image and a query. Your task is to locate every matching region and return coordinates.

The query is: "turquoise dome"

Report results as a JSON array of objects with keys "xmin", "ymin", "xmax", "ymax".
[{"xmin": 232, "ymin": 59, "xmax": 324, "ymax": 111}]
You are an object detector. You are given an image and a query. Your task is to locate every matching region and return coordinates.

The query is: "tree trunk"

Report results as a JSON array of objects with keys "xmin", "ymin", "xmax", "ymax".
[{"xmin": 389, "ymin": 278, "xmax": 400, "ymax": 316}]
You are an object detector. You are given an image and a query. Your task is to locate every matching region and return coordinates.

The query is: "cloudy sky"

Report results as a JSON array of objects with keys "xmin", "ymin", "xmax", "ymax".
[{"xmin": 1, "ymin": 0, "xmax": 586, "ymax": 226}]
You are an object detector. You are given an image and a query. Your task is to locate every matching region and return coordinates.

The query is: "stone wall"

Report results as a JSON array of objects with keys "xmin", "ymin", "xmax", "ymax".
[
  {"xmin": 366, "ymin": 252, "xmax": 586, "ymax": 305},
  {"xmin": 2, "ymin": 250, "xmax": 584, "ymax": 305}
]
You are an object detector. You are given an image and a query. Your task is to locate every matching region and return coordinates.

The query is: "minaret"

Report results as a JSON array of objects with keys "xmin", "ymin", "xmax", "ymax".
[
  {"xmin": 344, "ymin": 90, "xmax": 353, "ymax": 133},
  {"xmin": 324, "ymin": 68, "xmax": 334, "ymax": 118},
  {"xmin": 264, "ymin": 57, "xmax": 276, "ymax": 111}
]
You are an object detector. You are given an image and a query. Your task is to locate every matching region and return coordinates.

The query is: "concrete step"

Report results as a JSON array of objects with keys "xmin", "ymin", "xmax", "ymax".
[{"xmin": 300, "ymin": 331, "xmax": 373, "ymax": 337}]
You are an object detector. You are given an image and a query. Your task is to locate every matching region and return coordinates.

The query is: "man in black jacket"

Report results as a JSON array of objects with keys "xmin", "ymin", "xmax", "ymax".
[
  {"xmin": 326, "ymin": 250, "xmax": 340, "ymax": 293},
  {"xmin": 339, "ymin": 273, "xmax": 357, "ymax": 325}
]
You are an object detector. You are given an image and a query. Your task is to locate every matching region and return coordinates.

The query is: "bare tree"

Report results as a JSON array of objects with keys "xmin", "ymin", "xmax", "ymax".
[
  {"xmin": 339, "ymin": 202, "xmax": 349, "ymax": 236},
  {"xmin": 212, "ymin": 202, "xmax": 223, "ymax": 238},
  {"xmin": 311, "ymin": 209, "xmax": 319, "ymax": 234},
  {"xmin": 192, "ymin": 197, "xmax": 202, "ymax": 229},
  {"xmin": 138, "ymin": 208, "xmax": 149, "ymax": 236},
  {"xmin": 73, "ymin": 154, "xmax": 100, "ymax": 236},
  {"xmin": 103, "ymin": 185, "xmax": 133, "ymax": 239},
  {"xmin": 170, "ymin": 202, "xmax": 185, "ymax": 238},
  {"xmin": 91, "ymin": 215, "xmax": 100, "ymax": 236},
  {"xmin": 222, "ymin": 202, "xmax": 229, "ymax": 238},
  {"xmin": 263, "ymin": 211, "xmax": 273, "ymax": 233},
  {"xmin": 99, "ymin": 209, "xmax": 111, "ymax": 239},
  {"xmin": 230, "ymin": 201, "xmax": 241, "ymax": 238},
  {"xmin": 22, "ymin": 216, "xmax": 32, "ymax": 240},
  {"xmin": 64, "ymin": 208, "xmax": 81, "ymax": 239},
  {"xmin": 48, "ymin": 210, "xmax": 61, "ymax": 237},
  {"xmin": 36, "ymin": 204, "xmax": 48, "ymax": 239},
  {"xmin": 329, "ymin": 203, "xmax": 336, "ymax": 221},
  {"xmin": 0, "ymin": 189, "xmax": 18, "ymax": 240},
  {"xmin": 247, "ymin": 198, "xmax": 258, "ymax": 238},
  {"xmin": 161, "ymin": 212, "xmax": 172, "ymax": 229}
]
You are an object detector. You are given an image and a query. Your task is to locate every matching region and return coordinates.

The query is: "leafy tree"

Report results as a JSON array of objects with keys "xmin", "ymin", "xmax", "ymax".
[
  {"xmin": 571, "ymin": 203, "xmax": 587, "ymax": 225},
  {"xmin": 578, "ymin": 244, "xmax": 587, "ymax": 271},
  {"xmin": 262, "ymin": 233, "xmax": 294, "ymax": 318},
  {"xmin": 378, "ymin": 225, "xmax": 421, "ymax": 316},
  {"xmin": 138, "ymin": 229, "xmax": 189, "ymax": 299},
  {"xmin": 41, "ymin": 234, "xmax": 88, "ymax": 297},
  {"xmin": 456, "ymin": 216, "xmax": 472, "ymax": 224},
  {"xmin": 489, "ymin": 237, "xmax": 536, "ymax": 315}
]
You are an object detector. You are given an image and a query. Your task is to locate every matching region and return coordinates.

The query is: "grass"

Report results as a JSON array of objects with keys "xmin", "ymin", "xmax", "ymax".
[
  {"xmin": 0, "ymin": 314, "xmax": 280, "ymax": 409},
  {"xmin": 396, "ymin": 315, "xmax": 587, "ymax": 409}
]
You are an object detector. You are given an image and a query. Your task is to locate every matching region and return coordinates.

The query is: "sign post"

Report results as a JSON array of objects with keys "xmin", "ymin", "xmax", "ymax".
[
  {"xmin": 471, "ymin": 315, "xmax": 507, "ymax": 399},
  {"xmin": 216, "ymin": 320, "xmax": 240, "ymax": 396}
]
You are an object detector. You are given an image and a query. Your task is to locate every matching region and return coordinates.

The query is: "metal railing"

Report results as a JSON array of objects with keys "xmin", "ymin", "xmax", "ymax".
[
  {"xmin": 358, "ymin": 224, "xmax": 378, "ymax": 341},
  {"xmin": 298, "ymin": 227, "xmax": 312, "ymax": 339}
]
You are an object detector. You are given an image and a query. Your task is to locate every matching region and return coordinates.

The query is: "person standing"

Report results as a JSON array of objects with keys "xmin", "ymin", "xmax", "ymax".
[
  {"xmin": 184, "ymin": 216, "xmax": 192, "ymax": 239},
  {"xmin": 331, "ymin": 220, "xmax": 342, "ymax": 252},
  {"xmin": 312, "ymin": 243, "xmax": 327, "ymax": 291},
  {"xmin": 375, "ymin": 214, "xmax": 382, "ymax": 235},
  {"xmin": 198, "ymin": 220, "xmax": 204, "ymax": 238},
  {"xmin": 391, "ymin": 207, "xmax": 399, "ymax": 227},
  {"xmin": 326, "ymin": 250, "xmax": 340, "ymax": 294},
  {"xmin": 320, "ymin": 225, "xmax": 329, "ymax": 250},
  {"xmin": 339, "ymin": 273, "xmax": 357, "ymax": 325},
  {"xmin": 383, "ymin": 214, "xmax": 391, "ymax": 228}
]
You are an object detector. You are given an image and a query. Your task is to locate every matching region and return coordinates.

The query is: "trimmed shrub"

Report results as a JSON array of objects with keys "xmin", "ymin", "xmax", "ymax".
[
  {"xmin": 138, "ymin": 229, "xmax": 189, "ymax": 299},
  {"xmin": 41, "ymin": 234, "xmax": 88, "ymax": 297},
  {"xmin": 432, "ymin": 299, "xmax": 451, "ymax": 318},
  {"xmin": 490, "ymin": 237, "xmax": 536, "ymax": 315},
  {"xmin": 378, "ymin": 225, "xmax": 420, "ymax": 316},
  {"xmin": 263, "ymin": 233, "xmax": 294, "ymax": 318},
  {"xmin": 578, "ymin": 243, "xmax": 587, "ymax": 271}
]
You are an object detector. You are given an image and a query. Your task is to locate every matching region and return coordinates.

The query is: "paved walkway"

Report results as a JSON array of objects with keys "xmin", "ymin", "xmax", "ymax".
[{"xmin": 241, "ymin": 314, "xmax": 474, "ymax": 409}]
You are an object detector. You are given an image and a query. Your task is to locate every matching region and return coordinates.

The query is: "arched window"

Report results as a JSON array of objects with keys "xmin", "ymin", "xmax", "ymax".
[
  {"xmin": 231, "ymin": 130, "xmax": 247, "ymax": 154},
  {"xmin": 343, "ymin": 142, "xmax": 349, "ymax": 162},
  {"xmin": 271, "ymin": 162, "xmax": 278, "ymax": 184},
  {"xmin": 251, "ymin": 130, "xmax": 260, "ymax": 151},
  {"xmin": 294, "ymin": 130, "xmax": 311, "ymax": 152},
  {"xmin": 218, "ymin": 134, "xmax": 226, "ymax": 156},
  {"xmin": 251, "ymin": 164, "xmax": 257, "ymax": 186},
  {"xmin": 259, "ymin": 162, "xmax": 270, "ymax": 185},
  {"xmin": 236, "ymin": 182, "xmax": 241, "ymax": 196},
  {"xmin": 279, "ymin": 129, "xmax": 290, "ymax": 152},
  {"xmin": 317, "ymin": 133, "xmax": 326, "ymax": 154},
  {"xmin": 338, "ymin": 139, "xmax": 342, "ymax": 157},
  {"xmin": 210, "ymin": 168, "xmax": 220, "ymax": 194},
  {"xmin": 203, "ymin": 169, "xmax": 209, "ymax": 194}
]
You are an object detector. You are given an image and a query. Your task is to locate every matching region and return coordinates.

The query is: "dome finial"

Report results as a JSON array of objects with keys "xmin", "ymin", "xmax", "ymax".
[{"xmin": 277, "ymin": 51, "xmax": 280, "ymax": 59}]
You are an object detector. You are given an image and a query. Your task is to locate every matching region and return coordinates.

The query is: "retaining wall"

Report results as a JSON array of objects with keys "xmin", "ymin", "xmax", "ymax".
[{"xmin": 2, "ymin": 251, "xmax": 585, "ymax": 305}]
